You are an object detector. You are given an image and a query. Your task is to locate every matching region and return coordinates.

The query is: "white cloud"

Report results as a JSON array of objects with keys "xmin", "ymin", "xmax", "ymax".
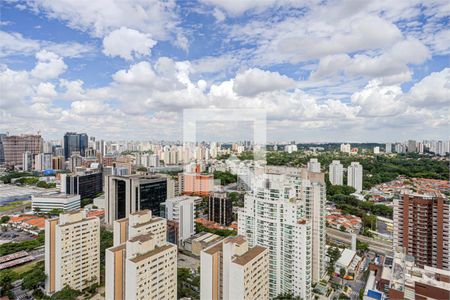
[
  {"xmin": 233, "ymin": 68, "xmax": 297, "ymax": 96},
  {"xmin": 199, "ymin": 0, "xmax": 304, "ymax": 16},
  {"xmin": 102, "ymin": 27, "xmax": 157, "ymax": 60},
  {"xmin": 31, "ymin": 50, "xmax": 67, "ymax": 80},
  {"xmin": 407, "ymin": 68, "xmax": 450, "ymax": 108}
]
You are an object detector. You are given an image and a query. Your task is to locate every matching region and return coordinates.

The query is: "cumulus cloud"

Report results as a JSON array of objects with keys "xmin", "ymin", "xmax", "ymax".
[
  {"xmin": 30, "ymin": 50, "xmax": 67, "ymax": 80},
  {"xmin": 407, "ymin": 68, "xmax": 450, "ymax": 108},
  {"xmin": 102, "ymin": 27, "xmax": 157, "ymax": 60},
  {"xmin": 233, "ymin": 68, "xmax": 297, "ymax": 96}
]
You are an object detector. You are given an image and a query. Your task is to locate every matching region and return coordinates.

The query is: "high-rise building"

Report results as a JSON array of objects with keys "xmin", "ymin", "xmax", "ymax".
[
  {"xmin": 181, "ymin": 172, "xmax": 214, "ymax": 196},
  {"xmin": 45, "ymin": 210, "xmax": 100, "ymax": 295},
  {"xmin": 63, "ymin": 132, "xmax": 88, "ymax": 159},
  {"xmin": 52, "ymin": 156, "xmax": 64, "ymax": 170},
  {"xmin": 22, "ymin": 151, "xmax": 33, "ymax": 171},
  {"xmin": 104, "ymin": 175, "xmax": 167, "ymax": 224},
  {"xmin": 385, "ymin": 143, "xmax": 392, "ymax": 153},
  {"xmin": 328, "ymin": 160, "xmax": 343, "ymax": 185},
  {"xmin": 200, "ymin": 236, "xmax": 269, "ymax": 300},
  {"xmin": 105, "ymin": 210, "xmax": 177, "ymax": 300},
  {"xmin": 35, "ymin": 153, "xmax": 53, "ymax": 171},
  {"xmin": 347, "ymin": 162, "xmax": 363, "ymax": 192},
  {"xmin": 373, "ymin": 146, "xmax": 380, "ymax": 154},
  {"xmin": 60, "ymin": 172, "xmax": 103, "ymax": 199},
  {"xmin": 307, "ymin": 158, "xmax": 321, "ymax": 172},
  {"xmin": 407, "ymin": 140, "xmax": 417, "ymax": 153},
  {"xmin": 208, "ymin": 192, "xmax": 233, "ymax": 226},
  {"xmin": 393, "ymin": 191, "xmax": 449, "ymax": 270},
  {"xmin": 340, "ymin": 143, "xmax": 351, "ymax": 153},
  {"xmin": 69, "ymin": 152, "xmax": 83, "ymax": 172},
  {"xmin": 0, "ymin": 133, "xmax": 6, "ymax": 164},
  {"xmin": 238, "ymin": 167, "xmax": 326, "ymax": 298},
  {"xmin": 3, "ymin": 134, "xmax": 42, "ymax": 167},
  {"xmin": 161, "ymin": 196, "xmax": 198, "ymax": 245}
]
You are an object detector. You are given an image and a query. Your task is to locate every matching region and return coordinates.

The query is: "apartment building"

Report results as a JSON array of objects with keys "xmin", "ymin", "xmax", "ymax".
[
  {"xmin": 161, "ymin": 195, "xmax": 198, "ymax": 245},
  {"xmin": 200, "ymin": 236, "xmax": 269, "ymax": 300},
  {"xmin": 393, "ymin": 191, "xmax": 449, "ymax": 270},
  {"xmin": 3, "ymin": 134, "xmax": 42, "ymax": 167},
  {"xmin": 328, "ymin": 160, "xmax": 343, "ymax": 185},
  {"xmin": 208, "ymin": 192, "xmax": 233, "ymax": 226},
  {"xmin": 105, "ymin": 210, "xmax": 177, "ymax": 300},
  {"xmin": 238, "ymin": 167, "xmax": 326, "ymax": 298},
  {"xmin": 347, "ymin": 162, "xmax": 363, "ymax": 192},
  {"xmin": 45, "ymin": 210, "xmax": 100, "ymax": 295}
]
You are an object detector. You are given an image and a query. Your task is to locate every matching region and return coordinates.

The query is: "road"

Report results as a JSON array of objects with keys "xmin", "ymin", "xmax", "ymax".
[{"xmin": 326, "ymin": 228, "xmax": 393, "ymax": 256}]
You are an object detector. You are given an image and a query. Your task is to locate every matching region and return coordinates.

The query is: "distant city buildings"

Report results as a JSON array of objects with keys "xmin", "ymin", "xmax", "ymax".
[
  {"xmin": 385, "ymin": 143, "xmax": 392, "ymax": 153},
  {"xmin": 2, "ymin": 134, "xmax": 42, "ymax": 167},
  {"xmin": 45, "ymin": 210, "xmax": 100, "ymax": 295},
  {"xmin": 105, "ymin": 210, "xmax": 177, "ymax": 300},
  {"xmin": 60, "ymin": 171, "xmax": 103, "ymax": 199},
  {"xmin": 340, "ymin": 143, "xmax": 351, "ymax": 153},
  {"xmin": 328, "ymin": 160, "xmax": 343, "ymax": 185},
  {"xmin": 22, "ymin": 151, "xmax": 33, "ymax": 171},
  {"xmin": 347, "ymin": 162, "xmax": 363, "ymax": 192},
  {"xmin": 208, "ymin": 192, "xmax": 233, "ymax": 226},
  {"xmin": 35, "ymin": 153, "xmax": 52, "ymax": 171},
  {"xmin": 63, "ymin": 132, "xmax": 88, "ymax": 160},
  {"xmin": 104, "ymin": 174, "xmax": 167, "ymax": 224},
  {"xmin": 393, "ymin": 191, "xmax": 449, "ymax": 270},
  {"xmin": 180, "ymin": 172, "xmax": 214, "ymax": 196},
  {"xmin": 285, "ymin": 144, "xmax": 297, "ymax": 153},
  {"xmin": 201, "ymin": 236, "xmax": 269, "ymax": 300}
]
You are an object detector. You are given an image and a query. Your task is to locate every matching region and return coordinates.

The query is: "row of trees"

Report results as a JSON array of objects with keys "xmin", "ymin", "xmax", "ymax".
[
  {"xmin": 213, "ymin": 171, "xmax": 237, "ymax": 185},
  {"xmin": 0, "ymin": 232, "xmax": 45, "ymax": 256}
]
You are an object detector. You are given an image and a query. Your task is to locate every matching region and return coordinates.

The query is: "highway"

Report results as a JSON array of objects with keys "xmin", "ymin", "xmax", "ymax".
[{"xmin": 326, "ymin": 228, "xmax": 394, "ymax": 256}]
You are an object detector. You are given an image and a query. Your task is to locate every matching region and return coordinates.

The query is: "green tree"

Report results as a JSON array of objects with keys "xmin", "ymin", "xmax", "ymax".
[
  {"xmin": 274, "ymin": 292, "xmax": 302, "ymax": 300},
  {"xmin": 80, "ymin": 198, "xmax": 93, "ymax": 208},
  {"xmin": 100, "ymin": 228, "xmax": 113, "ymax": 283},
  {"xmin": 21, "ymin": 263, "xmax": 46, "ymax": 290},
  {"xmin": 339, "ymin": 267, "xmax": 346, "ymax": 285},
  {"xmin": 0, "ymin": 270, "xmax": 18, "ymax": 296},
  {"xmin": 0, "ymin": 216, "xmax": 10, "ymax": 224},
  {"xmin": 50, "ymin": 285, "xmax": 81, "ymax": 300},
  {"xmin": 339, "ymin": 225, "xmax": 346, "ymax": 232}
]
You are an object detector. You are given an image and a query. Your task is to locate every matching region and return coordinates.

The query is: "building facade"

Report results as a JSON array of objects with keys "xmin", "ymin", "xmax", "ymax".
[
  {"xmin": 35, "ymin": 153, "xmax": 53, "ymax": 171},
  {"xmin": 162, "ymin": 195, "xmax": 198, "ymax": 245},
  {"xmin": 64, "ymin": 132, "xmax": 88, "ymax": 159},
  {"xmin": 393, "ymin": 191, "xmax": 449, "ymax": 270},
  {"xmin": 328, "ymin": 160, "xmax": 343, "ymax": 185},
  {"xmin": 347, "ymin": 162, "xmax": 363, "ymax": 192},
  {"xmin": 45, "ymin": 211, "xmax": 100, "ymax": 295},
  {"xmin": 3, "ymin": 134, "xmax": 42, "ymax": 167},
  {"xmin": 105, "ymin": 210, "xmax": 177, "ymax": 300},
  {"xmin": 200, "ymin": 236, "xmax": 269, "ymax": 300},
  {"xmin": 32, "ymin": 193, "xmax": 81, "ymax": 213},
  {"xmin": 104, "ymin": 175, "xmax": 167, "ymax": 224},
  {"xmin": 238, "ymin": 167, "xmax": 326, "ymax": 298},
  {"xmin": 208, "ymin": 192, "xmax": 233, "ymax": 226},
  {"xmin": 60, "ymin": 172, "xmax": 103, "ymax": 199}
]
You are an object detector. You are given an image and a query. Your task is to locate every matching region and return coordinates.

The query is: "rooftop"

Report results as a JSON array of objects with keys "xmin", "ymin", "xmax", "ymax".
[
  {"xmin": 233, "ymin": 245, "xmax": 267, "ymax": 266},
  {"xmin": 129, "ymin": 244, "xmax": 175, "ymax": 263}
]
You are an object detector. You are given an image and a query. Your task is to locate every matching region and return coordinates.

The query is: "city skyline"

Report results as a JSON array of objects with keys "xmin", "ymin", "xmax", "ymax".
[{"xmin": 1, "ymin": 1, "xmax": 449, "ymax": 141}]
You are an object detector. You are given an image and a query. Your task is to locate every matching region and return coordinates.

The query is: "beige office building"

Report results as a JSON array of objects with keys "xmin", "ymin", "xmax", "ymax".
[
  {"xmin": 45, "ymin": 210, "xmax": 100, "ymax": 295},
  {"xmin": 106, "ymin": 210, "xmax": 177, "ymax": 300},
  {"xmin": 201, "ymin": 236, "xmax": 269, "ymax": 300}
]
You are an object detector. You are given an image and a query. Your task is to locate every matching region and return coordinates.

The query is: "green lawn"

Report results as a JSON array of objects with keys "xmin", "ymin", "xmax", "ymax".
[
  {"xmin": 9, "ymin": 260, "xmax": 40, "ymax": 275},
  {"xmin": 0, "ymin": 200, "xmax": 31, "ymax": 212}
]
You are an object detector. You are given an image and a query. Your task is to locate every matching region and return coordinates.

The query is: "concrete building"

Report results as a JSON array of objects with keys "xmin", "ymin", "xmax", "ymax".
[
  {"xmin": 104, "ymin": 175, "xmax": 167, "ymax": 224},
  {"xmin": 347, "ymin": 162, "xmax": 363, "ymax": 192},
  {"xmin": 60, "ymin": 172, "xmax": 103, "ymax": 199},
  {"xmin": 3, "ymin": 134, "xmax": 42, "ymax": 167},
  {"xmin": 340, "ymin": 143, "xmax": 351, "ymax": 153},
  {"xmin": 238, "ymin": 167, "xmax": 326, "ymax": 298},
  {"xmin": 51, "ymin": 156, "xmax": 64, "ymax": 170},
  {"xmin": 105, "ymin": 210, "xmax": 177, "ymax": 300},
  {"xmin": 32, "ymin": 192, "xmax": 81, "ymax": 213},
  {"xmin": 393, "ymin": 191, "xmax": 449, "ymax": 270},
  {"xmin": 328, "ymin": 160, "xmax": 343, "ymax": 185},
  {"xmin": 22, "ymin": 151, "xmax": 33, "ymax": 171},
  {"xmin": 182, "ymin": 232, "xmax": 224, "ymax": 256},
  {"xmin": 35, "ymin": 153, "xmax": 53, "ymax": 171},
  {"xmin": 45, "ymin": 210, "xmax": 100, "ymax": 295},
  {"xmin": 208, "ymin": 192, "xmax": 233, "ymax": 226},
  {"xmin": 407, "ymin": 140, "xmax": 417, "ymax": 153},
  {"xmin": 69, "ymin": 152, "xmax": 83, "ymax": 172},
  {"xmin": 201, "ymin": 236, "xmax": 269, "ymax": 300},
  {"xmin": 161, "ymin": 196, "xmax": 198, "ymax": 245},
  {"xmin": 385, "ymin": 143, "xmax": 392, "ymax": 153},
  {"xmin": 180, "ymin": 172, "xmax": 214, "ymax": 196},
  {"xmin": 373, "ymin": 146, "xmax": 380, "ymax": 154},
  {"xmin": 307, "ymin": 158, "xmax": 321, "ymax": 172}
]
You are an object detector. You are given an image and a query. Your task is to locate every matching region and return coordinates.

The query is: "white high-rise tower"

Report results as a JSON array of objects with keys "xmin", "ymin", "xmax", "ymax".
[
  {"xmin": 347, "ymin": 162, "xmax": 363, "ymax": 192},
  {"xmin": 238, "ymin": 167, "xmax": 326, "ymax": 299},
  {"xmin": 328, "ymin": 160, "xmax": 343, "ymax": 185}
]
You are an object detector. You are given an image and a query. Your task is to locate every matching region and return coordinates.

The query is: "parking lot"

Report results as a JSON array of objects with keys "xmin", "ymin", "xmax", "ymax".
[{"xmin": 0, "ymin": 227, "xmax": 36, "ymax": 244}]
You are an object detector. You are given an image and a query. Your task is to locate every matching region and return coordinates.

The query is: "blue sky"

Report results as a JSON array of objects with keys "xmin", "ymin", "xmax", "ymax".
[{"xmin": 0, "ymin": 0, "xmax": 449, "ymax": 142}]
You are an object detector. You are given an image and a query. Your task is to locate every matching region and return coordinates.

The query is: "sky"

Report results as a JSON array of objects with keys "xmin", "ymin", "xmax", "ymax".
[{"xmin": 0, "ymin": 0, "xmax": 449, "ymax": 142}]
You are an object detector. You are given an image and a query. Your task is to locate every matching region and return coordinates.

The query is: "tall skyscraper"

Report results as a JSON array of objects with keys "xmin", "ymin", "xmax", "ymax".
[
  {"xmin": 3, "ymin": 134, "xmax": 42, "ymax": 167},
  {"xmin": 393, "ymin": 191, "xmax": 449, "ymax": 270},
  {"xmin": 238, "ymin": 167, "xmax": 326, "ymax": 298},
  {"xmin": 162, "ymin": 195, "xmax": 198, "ymax": 245},
  {"xmin": 45, "ymin": 210, "xmax": 100, "ymax": 295},
  {"xmin": 385, "ymin": 142, "xmax": 392, "ymax": 153},
  {"xmin": 347, "ymin": 162, "xmax": 363, "ymax": 192},
  {"xmin": 64, "ymin": 132, "xmax": 88, "ymax": 159},
  {"xmin": 208, "ymin": 192, "xmax": 233, "ymax": 226},
  {"xmin": 201, "ymin": 236, "xmax": 269, "ymax": 300},
  {"xmin": 407, "ymin": 140, "xmax": 417, "ymax": 153},
  {"xmin": 0, "ymin": 133, "xmax": 5, "ymax": 164},
  {"xmin": 328, "ymin": 160, "xmax": 343, "ymax": 185},
  {"xmin": 104, "ymin": 175, "xmax": 167, "ymax": 224},
  {"xmin": 105, "ymin": 210, "xmax": 177, "ymax": 300},
  {"xmin": 307, "ymin": 158, "xmax": 321, "ymax": 172}
]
